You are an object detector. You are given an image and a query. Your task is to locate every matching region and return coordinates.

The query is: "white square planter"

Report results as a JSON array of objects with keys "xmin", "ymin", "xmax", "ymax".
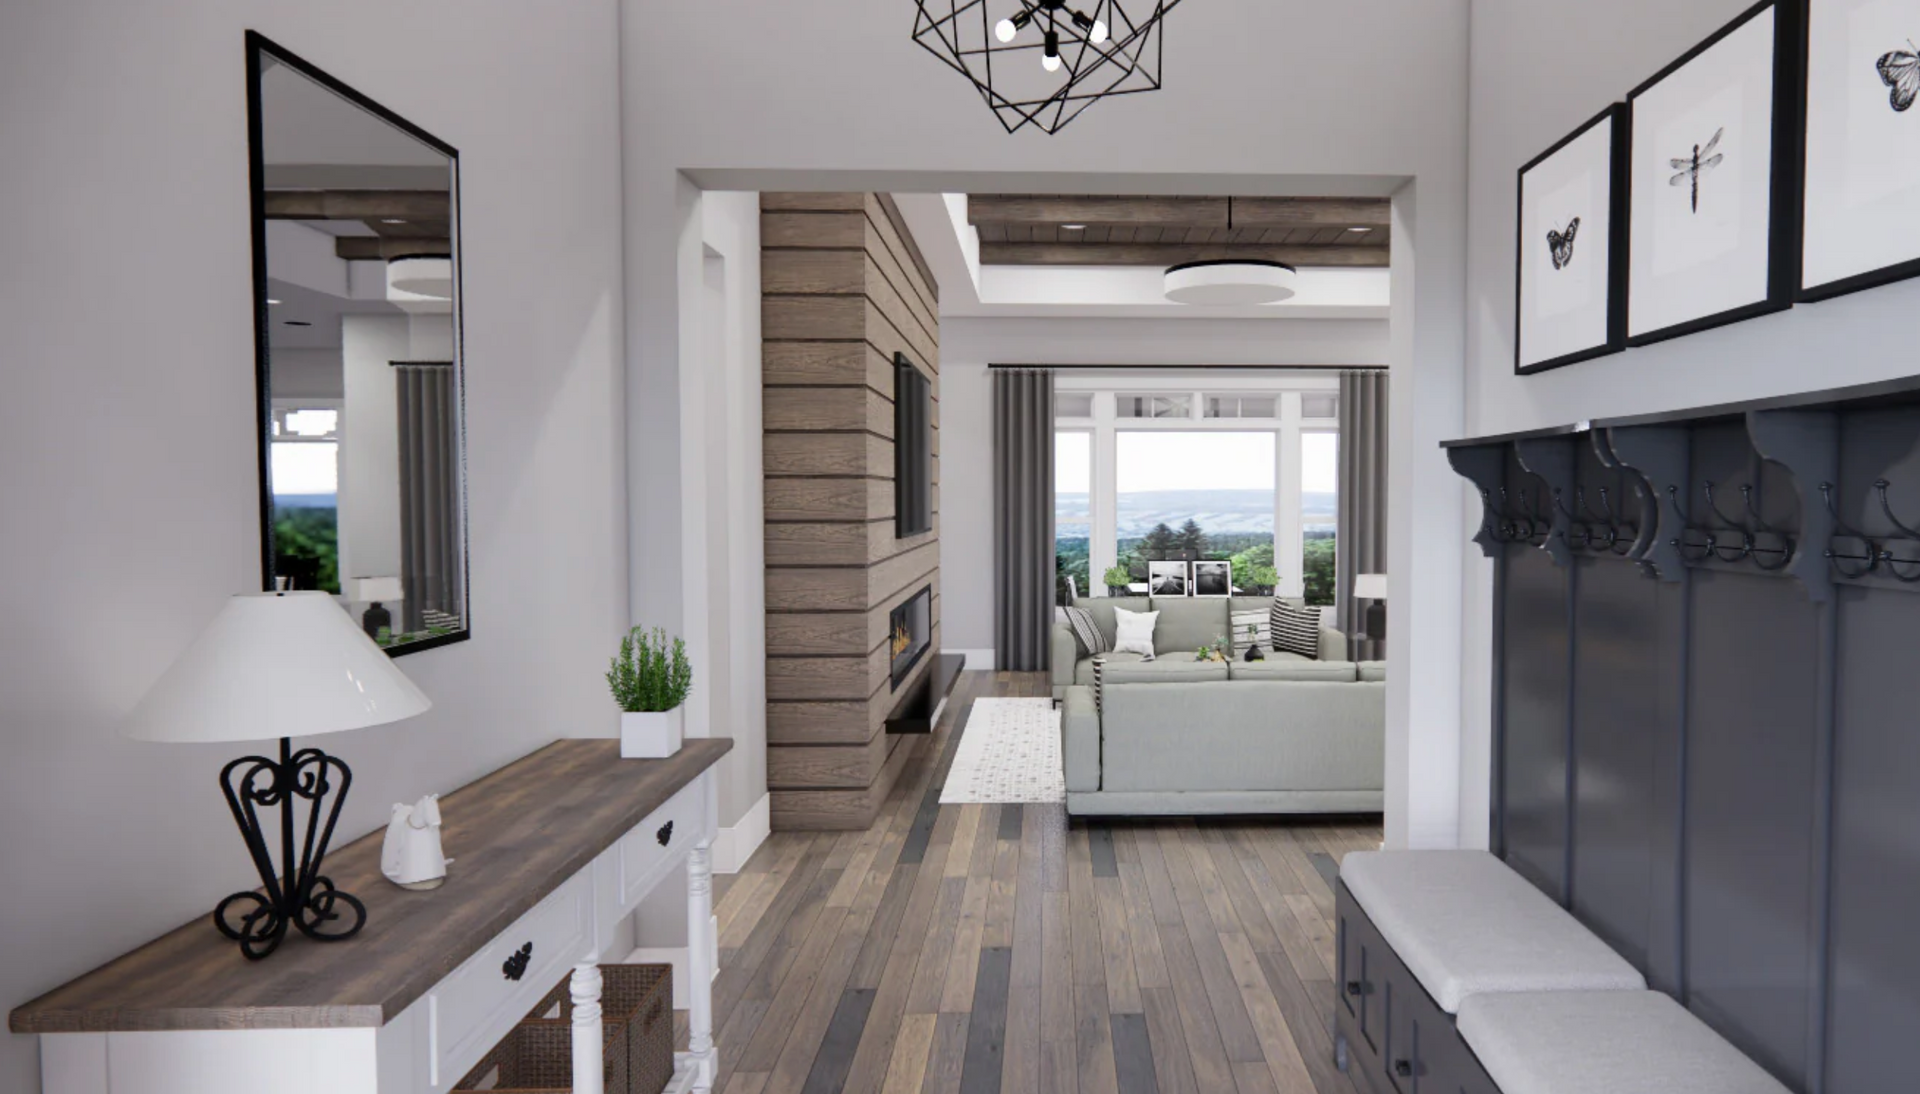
[{"xmin": 620, "ymin": 707, "xmax": 684, "ymax": 759}]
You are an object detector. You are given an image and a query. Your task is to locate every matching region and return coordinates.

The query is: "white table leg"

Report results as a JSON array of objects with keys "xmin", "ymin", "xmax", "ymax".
[
  {"xmin": 570, "ymin": 962, "xmax": 604, "ymax": 1094},
  {"xmin": 686, "ymin": 841, "xmax": 716, "ymax": 1093}
]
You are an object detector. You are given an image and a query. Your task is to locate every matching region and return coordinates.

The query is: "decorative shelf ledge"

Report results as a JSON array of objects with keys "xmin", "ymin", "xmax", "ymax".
[{"xmin": 886, "ymin": 653, "xmax": 966, "ymax": 735}]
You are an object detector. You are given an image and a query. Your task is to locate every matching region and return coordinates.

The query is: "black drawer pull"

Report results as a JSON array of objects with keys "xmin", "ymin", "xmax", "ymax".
[
  {"xmin": 656, "ymin": 820, "xmax": 674, "ymax": 847},
  {"xmin": 1393, "ymin": 1060, "xmax": 1412, "ymax": 1078},
  {"xmin": 502, "ymin": 942, "xmax": 532, "ymax": 981},
  {"xmin": 1345, "ymin": 980, "xmax": 1363, "ymax": 997}
]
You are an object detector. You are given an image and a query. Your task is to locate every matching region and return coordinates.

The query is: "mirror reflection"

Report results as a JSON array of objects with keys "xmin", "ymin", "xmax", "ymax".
[{"xmin": 251, "ymin": 38, "xmax": 468, "ymax": 654}]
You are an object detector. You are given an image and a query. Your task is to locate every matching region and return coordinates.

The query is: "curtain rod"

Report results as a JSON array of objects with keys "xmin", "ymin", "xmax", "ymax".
[{"xmin": 987, "ymin": 363, "xmax": 1387, "ymax": 372}]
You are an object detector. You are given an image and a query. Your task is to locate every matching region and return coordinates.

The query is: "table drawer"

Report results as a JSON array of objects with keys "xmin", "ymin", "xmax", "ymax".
[
  {"xmin": 610, "ymin": 778, "xmax": 706, "ymax": 913},
  {"xmin": 429, "ymin": 870, "xmax": 594, "ymax": 1087}
]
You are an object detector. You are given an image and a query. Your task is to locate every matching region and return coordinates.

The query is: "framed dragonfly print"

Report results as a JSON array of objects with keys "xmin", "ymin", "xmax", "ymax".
[
  {"xmin": 1626, "ymin": 0, "xmax": 1805, "ymax": 345},
  {"xmin": 1515, "ymin": 104, "xmax": 1629, "ymax": 375},
  {"xmin": 1802, "ymin": 0, "xmax": 1920, "ymax": 300}
]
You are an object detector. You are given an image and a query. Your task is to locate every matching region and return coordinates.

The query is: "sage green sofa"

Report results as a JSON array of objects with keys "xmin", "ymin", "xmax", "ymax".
[{"xmin": 1052, "ymin": 596, "xmax": 1385, "ymax": 816}]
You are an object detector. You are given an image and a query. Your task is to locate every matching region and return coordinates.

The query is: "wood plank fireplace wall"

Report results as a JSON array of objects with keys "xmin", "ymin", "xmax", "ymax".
[{"xmin": 761, "ymin": 193, "xmax": 940, "ymax": 831}]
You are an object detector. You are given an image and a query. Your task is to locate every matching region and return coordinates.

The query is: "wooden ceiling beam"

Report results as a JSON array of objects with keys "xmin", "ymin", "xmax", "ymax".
[
  {"xmin": 979, "ymin": 242, "xmax": 1388, "ymax": 268},
  {"xmin": 334, "ymin": 236, "xmax": 453, "ymax": 261},
  {"xmin": 263, "ymin": 190, "xmax": 451, "ymax": 221},
  {"xmin": 966, "ymin": 195, "xmax": 1390, "ymax": 230}
]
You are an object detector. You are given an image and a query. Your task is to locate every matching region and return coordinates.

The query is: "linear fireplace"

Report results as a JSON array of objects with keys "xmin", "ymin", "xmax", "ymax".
[{"xmin": 889, "ymin": 585, "xmax": 932, "ymax": 689}]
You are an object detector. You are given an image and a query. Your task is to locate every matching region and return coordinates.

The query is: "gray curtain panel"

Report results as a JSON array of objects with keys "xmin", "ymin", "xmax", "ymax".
[
  {"xmin": 993, "ymin": 367, "xmax": 1055, "ymax": 671},
  {"xmin": 1336, "ymin": 370, "xmax": 1388, "ymax": 645},
  {"xmin": 395, "ymin": 362, "xmax": 462, "ymax": 634}
]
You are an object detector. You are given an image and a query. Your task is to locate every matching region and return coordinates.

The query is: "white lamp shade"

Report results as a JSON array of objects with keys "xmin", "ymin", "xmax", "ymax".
[
  {"xmin": 1353, "ymin": 573, "xmax": 1389, "ymax": 601},
  {"xmin": 350, "ymin": 576, "xmax": 405, "ymax": 603},
  {"xmin": 387, "ymin": 257, "xmax": 453, "ymax": 300},
  {"xmin": 125, "ymin": 592, "xmax": 431, "ymax": 744}
]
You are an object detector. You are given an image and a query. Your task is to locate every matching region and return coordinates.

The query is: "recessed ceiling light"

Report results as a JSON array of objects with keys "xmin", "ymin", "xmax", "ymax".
[
  {"xmin": 380, "ymin": 218, "xmax": 408, "ymax": 225},
  {"xmin": 283, "ymin": 320, "xmax": 313, "ymax": 327},
  {"xmin": 1062, "ymin": 224, "xmax": 1087, "ymax": 230},
  {"xmin": 267, "ymin": 298, "xmax": 282, "ymax": 306},
  {"xmin": 1348, "ymin": 226, "xmax": 1373, "ymax": 233}
]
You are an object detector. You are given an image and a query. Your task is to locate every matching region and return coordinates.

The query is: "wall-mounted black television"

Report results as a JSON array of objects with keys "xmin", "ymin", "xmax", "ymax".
[{"xmin": 894, "ymin": 352, "xmax": 933, "ymax": 538}]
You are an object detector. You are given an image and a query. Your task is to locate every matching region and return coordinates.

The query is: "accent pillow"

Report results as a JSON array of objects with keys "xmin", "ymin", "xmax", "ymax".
[
  {"xmin": 1229, "ymin": 608, "xmax": 1271, "ymax": 657},
  {"xmin": 1269, "ymin": 601, "xmax": 1321, "ymax": 659},
  {"xmin": 1111, "ymin": 607, "xmax": 1158, "ymax": 659},
  {"xmin": 1063, "ymin": 605, "xmax": 1110, "ymax": 658}
]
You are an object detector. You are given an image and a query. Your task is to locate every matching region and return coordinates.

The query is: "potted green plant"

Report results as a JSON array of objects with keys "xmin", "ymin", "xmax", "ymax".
[
  {"xmin": 1247, "ymin": 564, "xmax": 1280, "ymax": 596},
  {"xmin": 1102, "ymin": 565, "xmax": 1134, "ymax": 597},
  {"xmin": 607, "ymin": 626, "xmax": 693, "ymax": 758}
]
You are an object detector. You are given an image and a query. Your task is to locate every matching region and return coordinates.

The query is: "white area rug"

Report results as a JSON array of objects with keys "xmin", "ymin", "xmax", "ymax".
[{"xmin": 940, "ymin": 698, "xmax": 1065, "ymax": 805}]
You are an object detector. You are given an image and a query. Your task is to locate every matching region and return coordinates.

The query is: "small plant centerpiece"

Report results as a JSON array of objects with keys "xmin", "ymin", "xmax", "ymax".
[
  {"xmin": 1102, "ymin": 565, "xmax": 1134, "ymax": 597},
  {"xmin": 607, "ymin": 626, "xmax": 693, "ymax": 759}
]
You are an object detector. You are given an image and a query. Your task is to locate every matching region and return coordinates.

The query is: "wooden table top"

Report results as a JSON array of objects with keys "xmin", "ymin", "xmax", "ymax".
[{"xmin": 9, "ymin": 737, "xmax": 732, "ymax": 1034}]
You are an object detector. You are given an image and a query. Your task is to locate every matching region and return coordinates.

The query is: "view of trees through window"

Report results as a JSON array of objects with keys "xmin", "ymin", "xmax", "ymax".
[
  {"xmin": 1301, "ymin": 432, "xmax": 1338, "ymax": 606},
  {"xmin": 1055, "ymin": 431, "xmax": 1091, "ymax": 601},
  {"xmin": 1114, "ymin": 432, "xmax": 1275, "ymax": 591}
]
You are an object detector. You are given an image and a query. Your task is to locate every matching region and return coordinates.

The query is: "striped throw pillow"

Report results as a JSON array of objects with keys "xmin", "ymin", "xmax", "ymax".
[
  {"xmin": 1229, "ymin": 609, "xmax": 1271, "ymax": 657},
  {"xmin": 1063, "ymin": 605, "xmax": 1109, "ymax": 658},
  {"xmin": 1269, "ymin": 601, "xmax": 1321, "ymax": 659},
  {"xmin": 1091, "ymin": 655, "xmax": 1106, "ymax": 712}
]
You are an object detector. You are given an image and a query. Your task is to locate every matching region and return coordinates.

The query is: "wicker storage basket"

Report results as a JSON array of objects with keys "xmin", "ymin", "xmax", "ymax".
[{"xmin": 455, "ymin": 963, "xmax": 673, "ymax": 1094}]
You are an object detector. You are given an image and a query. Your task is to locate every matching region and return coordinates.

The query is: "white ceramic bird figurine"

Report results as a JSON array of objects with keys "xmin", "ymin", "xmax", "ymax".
[{"xmin": 381, "ymin": 794, "xmax": 450, "ymax": 890}]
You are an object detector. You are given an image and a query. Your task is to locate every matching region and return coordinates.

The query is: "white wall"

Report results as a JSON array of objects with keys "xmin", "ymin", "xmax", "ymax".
[
  {"xmin": 1457, "ymin": 0, "xmax": 1920, "ymax": 845},
  {"xmin": 624, "ymin": 0, "xmax": 1471, "ymax": 848},
  {"xmin": 938, "ymin": 316, "xmax": 1393, "ymax": 654},
  {"xmin": 0, "ymin": 2, "xmax": 627, "ymax": 1090}
]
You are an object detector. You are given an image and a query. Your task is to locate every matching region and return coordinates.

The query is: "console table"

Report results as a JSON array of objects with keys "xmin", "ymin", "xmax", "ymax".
[{"xmin": 9, "ymin": 738, "xmax": 733, "ymax": 1094}]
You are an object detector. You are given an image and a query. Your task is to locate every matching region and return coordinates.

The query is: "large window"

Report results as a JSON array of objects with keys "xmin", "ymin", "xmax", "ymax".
[
  {"xmin": 1055, "ymin": 431, "xmax": 1091, "ymax": 602},
  {"xmin": 1054, "ymin": 379, "xmax": 1340, "ymax": 602},
  {"xmin": 1302, "ymin": 432, "xmax": 1338, "ymax": 606},
  {"xmin": 1115, "ymin": 431, "xmax": 1275, "ymax": 590},
  {"xmin": 269, "ymin": 403, "xmax": 342, "ymax": 594}
]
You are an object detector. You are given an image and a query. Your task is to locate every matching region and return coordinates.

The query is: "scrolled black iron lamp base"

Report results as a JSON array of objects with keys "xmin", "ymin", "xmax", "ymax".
[{"xmin": 214, "ymin": 737, "xmax": 366, "ymax": 960}]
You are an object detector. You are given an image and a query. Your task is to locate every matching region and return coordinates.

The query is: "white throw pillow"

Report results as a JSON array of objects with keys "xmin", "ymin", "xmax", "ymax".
[{"xmin": 1112, "ymin": 607, "xmax": 1158, "ymax": 659}]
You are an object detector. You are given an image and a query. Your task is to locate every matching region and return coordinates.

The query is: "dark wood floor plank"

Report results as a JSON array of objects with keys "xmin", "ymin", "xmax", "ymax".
[
  {"xmin": 1089, "ymin": 823, "xmax": 1120, "ymax": 878},
  {"xmin": 1140, "ymin": 986, "xmax": 1201, "ymax": 1094},
  {"xmin": 1255, "ymin": 952, "xmax": 1358, "ymax": 1094},
  {"xmin": 800, "ymin": 988, "xmax": 877, "ymax": 1094},
  {"xmin": 922, "ymin": 1012, "xmax": 971, "ymax": 1094},
  {"xmin": 1156, "ymin": 828, "xmax": 1266, "ymax": 1064},
  {"xmin": 1001, "ymin": 804, "xmax": 1047, "ymax": 1092},
  {"xmin": 1112, "ymin": 1012, "xmax": 1164, "ymax": 1094},
  {"xmin": 961, "ymin": 948, "xmax": 1013, "ymax": 1094}
]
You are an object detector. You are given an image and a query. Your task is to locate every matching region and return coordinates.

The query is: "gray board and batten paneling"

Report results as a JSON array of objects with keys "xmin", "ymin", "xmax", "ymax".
[{"xmin": 1445, "ymin": 375, "xmax": 1920, "ymax": 1094}]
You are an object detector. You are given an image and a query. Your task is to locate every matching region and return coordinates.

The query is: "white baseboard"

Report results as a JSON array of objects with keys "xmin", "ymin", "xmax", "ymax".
[
  {"xmin": 712, "ymin": 792, "xmax": 769, "ymax": 875},
  {"xmin": 947, "ymin": 647, "xmax": 996, "ymax": 672}
]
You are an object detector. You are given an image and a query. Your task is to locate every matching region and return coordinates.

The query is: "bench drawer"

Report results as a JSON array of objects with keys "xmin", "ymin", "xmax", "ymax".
[{"xmin": 428, "ymin": 870, "xmax": 594, "ymax": 1086}]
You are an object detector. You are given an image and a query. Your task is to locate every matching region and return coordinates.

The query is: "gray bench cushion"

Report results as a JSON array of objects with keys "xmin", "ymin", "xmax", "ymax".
[
  {"xmin": 1340, "ymin": 851, "xmax": 1644, "ymax": 1012},
  {"xmin": 1457, "ymin": 991, "xmax": 1792, "ymax": 1094},
  {"xmin": 1230, "ymin": 658, "xmax": 1357, "ymax": 682}
]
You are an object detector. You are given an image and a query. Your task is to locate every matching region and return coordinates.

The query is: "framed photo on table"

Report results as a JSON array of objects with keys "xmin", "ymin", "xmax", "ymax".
[
  {"xmin": 1147, "ymin": 560, "xmax": 1188, "ymax": 597},
  {"xmin": 1801, "ymin": 0, "xmax": 1920, "ymax": 299},
  {"xmin": 1515, "ymin": 104, "xmax": 1629, "ymax": 374},
  {"xmin": 1191, "ymin": 560, "xmax": 1232, "ymax": 597},
  {"xmin": 1626, "ymin": 0, "xmax": 1804, "ymax": 345}
]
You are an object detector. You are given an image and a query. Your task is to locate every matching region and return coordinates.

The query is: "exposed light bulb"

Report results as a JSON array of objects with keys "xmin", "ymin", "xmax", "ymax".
[
  {"xmin": 1042, "ymin": 29, "xmax": 1062, "ymax": 72},
  {"xmin": 1090, "ymin": 19, "xmax": 1108, "ymax": 44},
  {"xmin": 995, "ymin": 17, "xmax": 1018, "ymax": 42}
]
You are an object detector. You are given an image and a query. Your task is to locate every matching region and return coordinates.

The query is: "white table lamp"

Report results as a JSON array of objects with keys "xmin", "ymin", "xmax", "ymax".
[
  {"xmin": 125, "ymin": 591, "xmax": 431, "ymax": 959},
  {"xmin": 1354, "ymin": 573, "xmax": 1388, "ymax": 641}
]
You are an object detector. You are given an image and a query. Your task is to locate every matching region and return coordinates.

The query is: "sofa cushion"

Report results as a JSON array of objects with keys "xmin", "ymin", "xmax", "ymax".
[
  {"xmin": 1099, "ymin": 681, "xmax": 1383, "ymax": 793},
  {"xmin": 1456, "ymin": 991, "xmax": 1792, "ymax": 1094},
  {"xmin": 1102, "ymin": 652, "xmax": 1227, "ymax": 686},
  {"xmin": 1358, "ymin": 661, "xmax": 1386, "ymax": 682},
  {"xmin": 1071, "ymin": 597, "xmax": 1131, "ymax": 649},
  {"xmin": 1270, "ymin": 600, "xmax": 1322, "ymax": 659},
  {"xmin": 1339, "ymin": 851, "xmax": 1645, "ymax": 1013},
  {"xmin": 1149, "ymin": 596, "xmax": 1228, "ymax": 654},
  {"xmin": 1062, "ymin": 605, "xmax": 1110, "ymax": 657},
  {"xmin": 1230, "ymin": 659, "xmax": 1357, "ymax": 682}
]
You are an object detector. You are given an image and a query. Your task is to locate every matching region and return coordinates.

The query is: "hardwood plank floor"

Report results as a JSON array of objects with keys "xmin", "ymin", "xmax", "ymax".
[{"xmin": 701, "ymin": 671, "xmax": 1381, "ymax": 1094}]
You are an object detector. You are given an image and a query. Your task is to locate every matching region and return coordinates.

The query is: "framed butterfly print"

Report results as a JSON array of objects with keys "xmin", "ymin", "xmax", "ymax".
[
  {"xmin": 1801, "ymin": 0, "xmax": 1920, "ymax": 300},
  {"xmin": 1625, "ymin": 0, "xmax": 1805, "ymax": 346},
  {"xmin": 1515, "ymin": 104, "xmax": 1628, "ymax": 375}
]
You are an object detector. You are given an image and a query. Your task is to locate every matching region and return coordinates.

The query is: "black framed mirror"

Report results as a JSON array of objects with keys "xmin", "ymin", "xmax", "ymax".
[{"xmin": 246, "ymin": 32, "xmax": 469, "ymax": 655}]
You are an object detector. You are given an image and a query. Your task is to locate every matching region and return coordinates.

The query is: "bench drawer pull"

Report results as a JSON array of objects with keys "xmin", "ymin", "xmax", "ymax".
[
  {"xmin": 502, "ymin": 941, "xmax": 533, "ymax": 982},
  {"xmin": 1345, "ymin": 980, "xmax": 1363, "ymax": 997},
  {"xmin": 1393, "ymin": 1060, "xmax": 1412, "ymax": 1078},
  {"xmin": 657, "ymin": 820, "xmax": 674, "ymax": 847}
]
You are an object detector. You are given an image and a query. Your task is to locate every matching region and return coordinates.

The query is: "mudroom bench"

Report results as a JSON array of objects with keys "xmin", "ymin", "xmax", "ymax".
[{"xmin": 1333, "ymin": 851, "xmax": 1790, "ymax": 1094}]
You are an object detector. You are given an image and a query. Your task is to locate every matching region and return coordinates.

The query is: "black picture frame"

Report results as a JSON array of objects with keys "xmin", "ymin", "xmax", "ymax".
[
  {"xmin": 1797, "ymin": 0, "xmax": 1920, "ymax": 302},
  {"xmin": 245, "ymin": 31, "xmax": 471, "ymax": 657},
  {"xmin": 1623, "ymin": 0, "xmax": 1806, "ymax": 347},
  {"xmin": 1514, "ymin": 103, "xmax": 1630, "ymax": 375}
]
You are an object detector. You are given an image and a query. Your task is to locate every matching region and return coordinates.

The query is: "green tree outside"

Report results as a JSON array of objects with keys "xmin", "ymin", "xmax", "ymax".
[{"xmin": 273, "ymin": 507, "xmax": 340, "ymax": 594}]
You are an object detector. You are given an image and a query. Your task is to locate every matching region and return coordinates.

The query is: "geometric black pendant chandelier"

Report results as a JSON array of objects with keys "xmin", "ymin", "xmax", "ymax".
[{"xmin": 912, "ymin": 0, "xmax": 1185, "ymax": 134}]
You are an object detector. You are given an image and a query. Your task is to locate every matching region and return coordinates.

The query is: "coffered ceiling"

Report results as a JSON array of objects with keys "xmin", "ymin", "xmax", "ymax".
[{"xmin": 968, "ymin": 194, "xmax": 1390, "ymax": 268}]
